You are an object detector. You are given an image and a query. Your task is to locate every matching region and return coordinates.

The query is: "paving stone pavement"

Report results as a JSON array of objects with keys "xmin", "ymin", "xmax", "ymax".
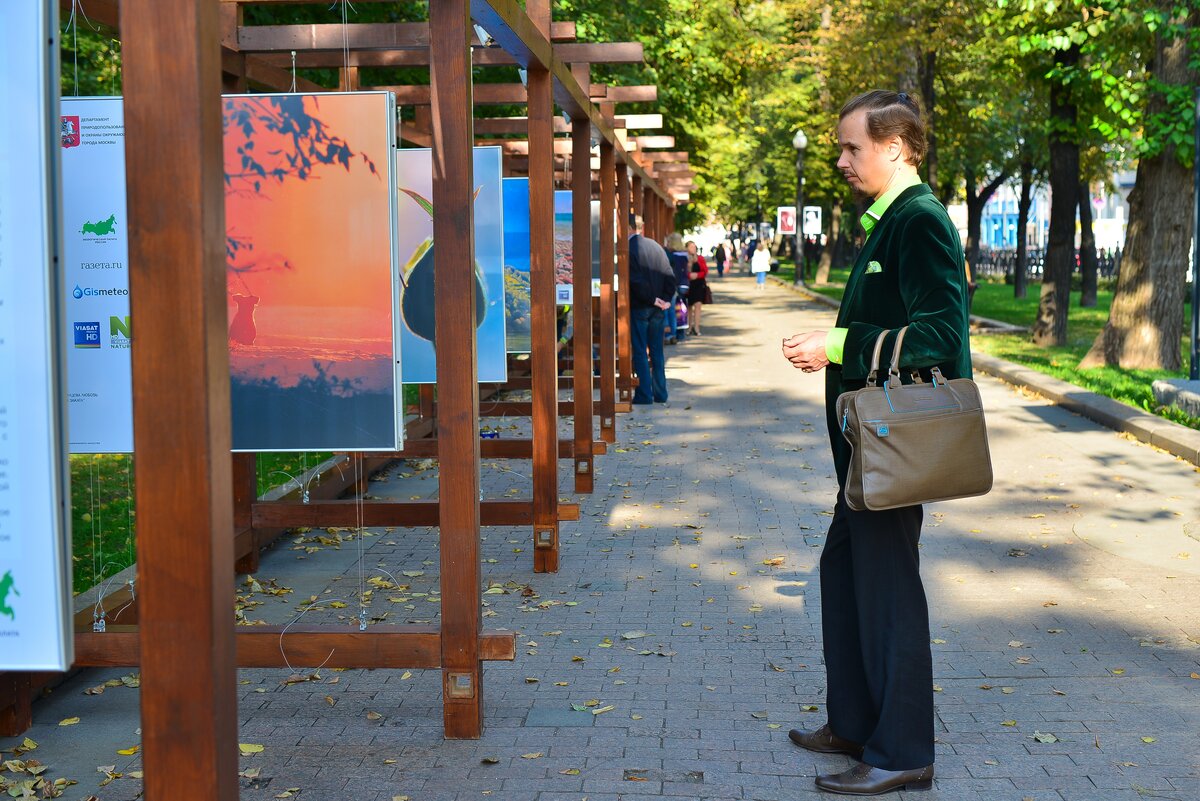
[{"xmin": 4, "ymin": 275, "xmax": 1199, "ymax": 801}]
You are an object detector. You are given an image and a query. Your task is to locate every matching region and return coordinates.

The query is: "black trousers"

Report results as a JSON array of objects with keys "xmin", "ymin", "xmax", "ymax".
[{"xmin": 819, "ymin": 493, "xmax": 934, "ymax": 771}]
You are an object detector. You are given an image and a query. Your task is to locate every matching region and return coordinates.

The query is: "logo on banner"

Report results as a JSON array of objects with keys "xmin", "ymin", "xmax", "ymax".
[
  {"xmin": 71, "ymin": 285, "xmax": 129, "ymax": 300},
  {"xmin": 61, "ymin": 116, "xmax": 81, "ymax": 149},
  {"xmin": 73, "ymin": 322, "xmax": 102, "ymax": 349},
  {"xmin": 0, "ymin": 571, "xmax": 18, "ymax": 621},
  {"xmin": 109, "ymin": 316, "xmax": 131, "ymax": 349},
  {"xmin": 80, "ymin": 214, "xmax": 118, "ymax": 238}
]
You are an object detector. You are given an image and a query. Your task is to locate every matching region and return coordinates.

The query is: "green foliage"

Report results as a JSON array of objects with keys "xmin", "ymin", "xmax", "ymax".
[{"xmin": 800, "ymin": 274, "xmax": 1196, "ymax": 429}]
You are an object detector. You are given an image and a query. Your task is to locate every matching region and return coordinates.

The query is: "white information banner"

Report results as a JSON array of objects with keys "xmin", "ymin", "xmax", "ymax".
[
  {"xmin": 803, "ymin": 205, "xmax": 823, "ymax": 237},
  {"xmin": 0, "ymin": 0, "xmax": 74, "ymax": 671},
  {"xmin": 61, "ymin": 97, "xmax": 132, "ymax": 453}
]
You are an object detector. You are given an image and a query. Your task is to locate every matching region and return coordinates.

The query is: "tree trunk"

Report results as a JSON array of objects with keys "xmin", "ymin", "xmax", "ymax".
[
  {"xmin": 1080, "ymin": 5, "xmax": 1196, "ymax": 369},
  {"xmin": 1032, "ymin": 45, "xmax": 1080, "ymax": 347},
  {"xmin": 964, "ymin": 165, "xmax": 1011, "ymax": 281},
  {"xmin": 1014, "ymin": 159, "xmax": 1033, "ymax": 299},
  {"xmin": 919, "ymin": 49, "xmax": 938, "ymax": 197},
  {"xmin": 1078, "ymin": 180, "xmax": 1099, "ymax": 307},
  {"xmin": 815, "ymin": 202, "xmax": 840, "ymax": 285}
]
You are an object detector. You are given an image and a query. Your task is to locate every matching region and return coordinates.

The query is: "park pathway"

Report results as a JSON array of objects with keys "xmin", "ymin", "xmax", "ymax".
[{"xmin": 4, "ymin": 274, "xmax": 1200, "ymax": 801}]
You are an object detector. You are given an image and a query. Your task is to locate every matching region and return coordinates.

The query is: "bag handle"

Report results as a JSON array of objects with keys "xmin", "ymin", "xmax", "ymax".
[
  {"xmin": 866, "ymin": 330, "xmax": 889, "ymax": 386},
  {"xmin": 887, "ymin": 326, "xmax": 910, "ymax": 381}
]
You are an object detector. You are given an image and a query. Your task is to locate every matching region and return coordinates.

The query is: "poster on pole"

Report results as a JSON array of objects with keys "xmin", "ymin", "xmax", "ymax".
[
  {"xmin": 803, "ymin": 205, "xmax": 823, "ymax": 237},
  {"xmin": 395, "ymin": 146, "xmax": 507, "ymax": 383},
  {"xmin": 502, "ymin": 177, "xmax": 531, "ymax": 353},
  {"xmin": 223, "ymin": 92, "xmax": 403, "ymax": 452},
  {"xmin": 0, "ymin": 0, "xmax": 74, "ymax": 671},
  {"xmin": 60, "ymin": 97, "xmax": 132, "ymax": 454},
  {"xmin": 554, "ymin": 190, "xmax": 574, "ymax": 305},
  {"xmin": 777, "ymin": 206, "xmax": 797, "ymax": 236}
]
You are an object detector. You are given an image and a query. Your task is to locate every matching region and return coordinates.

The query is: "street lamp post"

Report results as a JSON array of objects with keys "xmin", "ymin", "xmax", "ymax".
[{"xmin": 792, "ymin": 129, "xmax": 808, "ymax": 287}]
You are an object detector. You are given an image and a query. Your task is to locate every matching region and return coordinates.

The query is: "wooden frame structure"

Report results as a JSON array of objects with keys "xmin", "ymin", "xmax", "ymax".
[{"xmin": 3, "ymin": 2, "xmax": 695, "ymax": 790}]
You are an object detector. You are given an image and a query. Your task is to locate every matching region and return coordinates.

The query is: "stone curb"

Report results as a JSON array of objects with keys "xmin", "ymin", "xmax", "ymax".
[{"xmin": 769, "ymin": 274, "xmax": 1200, "ymax": 468}]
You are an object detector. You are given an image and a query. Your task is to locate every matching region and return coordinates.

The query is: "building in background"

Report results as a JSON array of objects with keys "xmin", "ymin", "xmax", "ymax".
[{"xmin": 970, "ymin": 169, "xmax": 1135, "ymax": 253}]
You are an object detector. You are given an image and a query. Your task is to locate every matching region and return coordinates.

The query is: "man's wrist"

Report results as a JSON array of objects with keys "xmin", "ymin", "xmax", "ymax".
[{"xmin": 825, "ymin": 328, "xmax": 848, "ymax": 364}]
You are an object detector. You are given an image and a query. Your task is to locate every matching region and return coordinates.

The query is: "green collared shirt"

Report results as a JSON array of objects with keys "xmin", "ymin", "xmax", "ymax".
[{"xmin": 825, "ymin": 172, "xmax": 924, "ymax": 363}]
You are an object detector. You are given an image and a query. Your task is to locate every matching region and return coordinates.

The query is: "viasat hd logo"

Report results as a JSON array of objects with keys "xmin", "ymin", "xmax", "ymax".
[
  {"xmin": 61, "ymin": 116, "xmax": 81, "ymax": 149},
  {"xmin": 0, "ymin": 570, "xmax": 18, "ymax": 622},
  {"xmin": 74, "ymin": 321, "xmax": 102, "ymax": 348}
]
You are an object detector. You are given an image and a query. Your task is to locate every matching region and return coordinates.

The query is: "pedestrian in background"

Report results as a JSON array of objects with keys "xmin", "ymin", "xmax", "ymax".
[
  {"xmin": 685, "ymin": 240, "xmax": 711, "ymax": 335},
  {"xmin": 714, "ymin": 241, "xmax": 728, "ymax": 278},
  {"xmin": 750, "ymin": 239, "xmax": 771, "ymax": 290},
  {"xmin": 627, "ymin": 214, "xmax": 676, "ymax": 404},
  {"xmin": 664, "ymin": 232, "xmax": 689, "ymax": 344}
]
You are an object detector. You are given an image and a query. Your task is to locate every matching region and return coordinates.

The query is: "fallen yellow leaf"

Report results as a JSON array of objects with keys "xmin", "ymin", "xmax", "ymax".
[
  {"xmin": 238, "ymin": 743, "xmax": 265, "ymax": 755},
  {"xmin": 116, "ymin": 745, "xmax": 140, "ymax": 756},
  {"xmin": 58, "ymin": 717, "xmax": 80, "ymax": 727},
  {"xmin": 521, "ymin": 752, "xmax": 543, "ymax": 759}
]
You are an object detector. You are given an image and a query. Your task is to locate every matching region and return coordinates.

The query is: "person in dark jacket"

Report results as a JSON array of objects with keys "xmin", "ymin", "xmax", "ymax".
[
  {"xmin": 628, "ymin": 214, "xmax": 676, "ymax": 404},
  {"xmin": 781, "ymin": 90, "xmax": 970, "ymax": 797}
]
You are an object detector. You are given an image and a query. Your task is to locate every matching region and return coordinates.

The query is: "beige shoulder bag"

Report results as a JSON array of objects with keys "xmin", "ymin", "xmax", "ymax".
[{"xmin": 835, "ymin": 326, "xmax": 993, "ymax": 511}]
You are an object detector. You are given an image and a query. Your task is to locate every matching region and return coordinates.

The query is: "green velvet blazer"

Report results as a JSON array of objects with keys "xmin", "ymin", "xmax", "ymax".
[{"xmin": 824, "ymin": 183, "xmax": 973, "ymax": 488}]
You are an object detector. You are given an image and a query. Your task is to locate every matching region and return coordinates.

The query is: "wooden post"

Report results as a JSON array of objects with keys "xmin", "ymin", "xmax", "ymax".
[
  {"xmin": 632, "ymin": 173, "xmax": 643, "ymax": 222},
  {"xmin": 120, "ymin": 0, "xmax": 239, "ymax": 796},
  {"xmin": 430, "ymin": 0, "xmax": 483, "ymax": 738},
  {"xmin": 597, "ymin": 142, "xmax": 617, "ymax": 443},
  {"xmin": 528, "ymin": 0, "xmax": 559, "ymax": 572},
  {"xmin": 615, "ymin": 160, "xmax": 633, "ymax": 404},
  {"xmin": 231, "ymin": 453, "xmax": 258, "ymax": 574},
  {"xmin": 218, "ymin": 3, "xmax": 246, "ymax": 93},
  {"xmin": 570, "ymin": 119, "xmax": 594, "ymax": 493}
]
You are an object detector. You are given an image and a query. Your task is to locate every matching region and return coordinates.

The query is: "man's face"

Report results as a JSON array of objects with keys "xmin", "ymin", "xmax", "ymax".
[{"xmin": 836, "ymin": 110, "xmax": 901, "ymax": 199}]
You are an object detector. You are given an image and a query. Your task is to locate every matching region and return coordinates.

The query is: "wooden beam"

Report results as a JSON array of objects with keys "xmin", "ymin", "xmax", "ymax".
[
  {"xmin": 251, "ymin": 500, "xmax": 581, "ymax": 528},
  {"xmin": 591, "ymin": 85, "xmax": 658, "ymax": 103},
  {"xmin": 616, "ymin": 161, "xmax": 634, "ymax": 403},
  {"xmin": 570, "ymin": 115, "xmax": 595, "ymax": 494},
  {"xmin": 236, "ymin": 20, "xmax": 576, "ymax": 53},
  {"xmin": 430, "ymin": 0, "xmax": 483, "ymax": 738},
  {"xmin": 396, "ymin": 438, "xmax": 586, "ymax": 459},
  {"xmin": 120, "ymin": 0, "xmax": 238, "ymax": 796},
  {"xmin": 633, "ymin": 135, "xmax": 676, "ymax": 149},
  {"xmin": 598, "ymin": 141, "xmax": 617, "ymax": 444},
  {"xmin": 75, "ymin": 626, "xmax": 516, "ymax": 669},
  {"xmin": 526, "ymin": 0, "xmax": 560, "ymax": 573}
]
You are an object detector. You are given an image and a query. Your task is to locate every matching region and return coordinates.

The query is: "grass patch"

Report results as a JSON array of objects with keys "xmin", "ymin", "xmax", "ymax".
[
  {"xmin": 774, "ymin": 270, "xmax": 1197, "ymax": 431},
  {"xmin": 69, "ymin": 451, "xmax": 334, "ymax": 595}
]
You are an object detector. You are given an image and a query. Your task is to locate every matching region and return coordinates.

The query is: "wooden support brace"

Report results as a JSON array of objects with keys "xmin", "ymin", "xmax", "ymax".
[
  {"xmin": 251, "ymin": 500, "xmax": 581, "ymax": 529},
  {"xmin": 74, "ymin": 626, "xmax": 516, "ymax": 669}
]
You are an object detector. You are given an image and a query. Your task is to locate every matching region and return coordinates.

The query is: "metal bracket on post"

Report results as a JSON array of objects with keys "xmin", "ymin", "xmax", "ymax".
[
  {"xmin": 576, "ymin": 459, "xmax": 589, "ymax": 474},
  {"xmin": 445, "ymin": 671, "xmax": 476, "ymax": 700},
  {"xmin": 534, "ymin": 526, "xmax": 557, "ymax": 550}
]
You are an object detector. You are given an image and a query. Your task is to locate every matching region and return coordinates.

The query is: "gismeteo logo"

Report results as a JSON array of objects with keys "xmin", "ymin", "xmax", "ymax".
[{"xmin": 71, "ymin": 285, "xmax": 129, "ymax": 300}]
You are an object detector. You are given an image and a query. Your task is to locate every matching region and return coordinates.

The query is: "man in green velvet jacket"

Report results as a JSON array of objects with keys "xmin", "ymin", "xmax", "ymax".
[{"xmin": 781, "ymin": 90, "xmax": 971, "ymax": 796}]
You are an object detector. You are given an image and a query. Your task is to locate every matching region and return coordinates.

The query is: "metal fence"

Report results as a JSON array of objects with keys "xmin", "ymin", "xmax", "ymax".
[{"xmin": 972, "ymin": 247, "xmax": 1122, "ymax": 280}]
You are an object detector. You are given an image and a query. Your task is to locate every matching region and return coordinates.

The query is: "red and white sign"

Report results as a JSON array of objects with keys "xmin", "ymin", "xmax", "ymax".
[{"xmin": 777, "ymin": 206, "xmax": 796, "ymax": 236}]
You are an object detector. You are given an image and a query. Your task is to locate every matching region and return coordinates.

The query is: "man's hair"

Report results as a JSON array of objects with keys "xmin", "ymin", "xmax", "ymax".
[
  {"xmin": 629, "ymin": 213, "xmax": 644, "ymax": 232},
  {"xmin": 840, "ymin": 90, "xmax": 927, "ymax": 167}
]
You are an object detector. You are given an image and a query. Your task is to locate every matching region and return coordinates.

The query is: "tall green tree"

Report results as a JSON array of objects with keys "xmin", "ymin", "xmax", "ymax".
[{"xmin": 1082, "ymin": 1, "xmax": 1199, "ymax": 370}]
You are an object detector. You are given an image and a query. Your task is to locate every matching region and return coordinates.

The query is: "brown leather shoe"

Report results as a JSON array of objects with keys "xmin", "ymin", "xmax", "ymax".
[
  {"xmin": 788, "ymin": 723, "xmax": 865, "ymax": 759},
  {"xmin": 815, "ymin": 761, "xmax": 934, "ymax": 795}
]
